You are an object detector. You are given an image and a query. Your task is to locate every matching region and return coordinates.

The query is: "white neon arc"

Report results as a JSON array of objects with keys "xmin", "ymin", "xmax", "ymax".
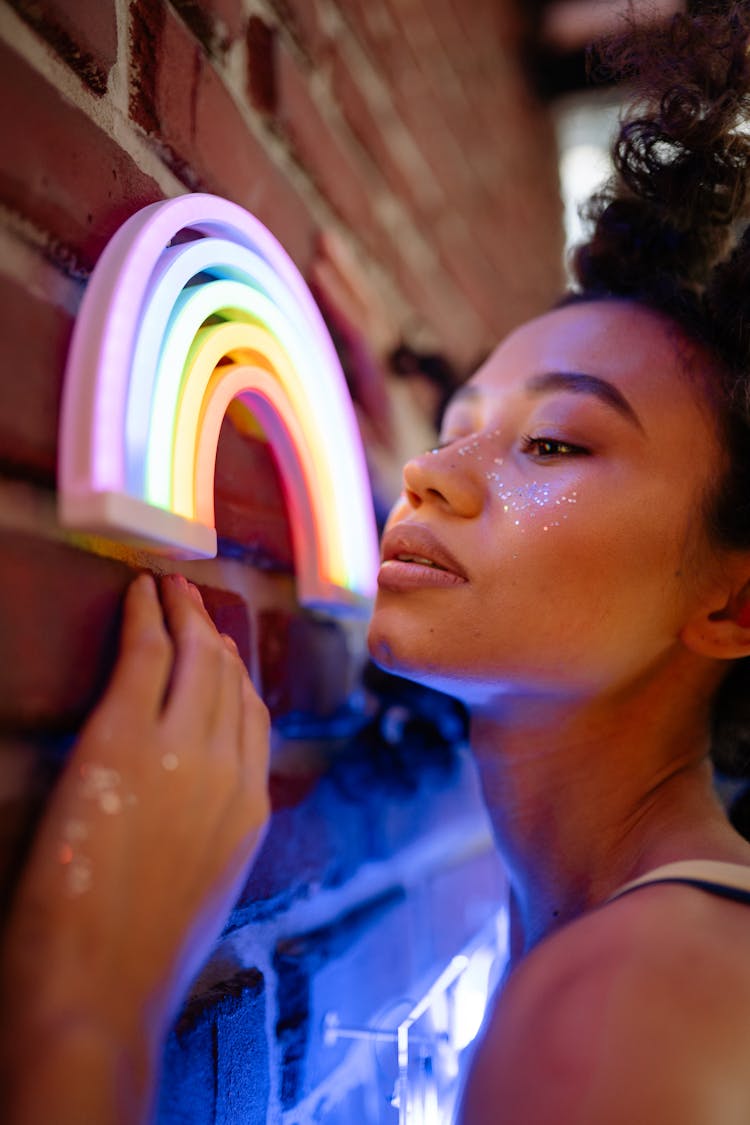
[{"xmin": 60, "ymin": 194, "xmax": 346, "ymax": 495}]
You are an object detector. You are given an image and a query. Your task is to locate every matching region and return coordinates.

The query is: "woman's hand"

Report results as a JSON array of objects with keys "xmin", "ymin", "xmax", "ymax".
[{"xmin": 1, "ymin": 572, "xmax": 271, "ymax": 1123}]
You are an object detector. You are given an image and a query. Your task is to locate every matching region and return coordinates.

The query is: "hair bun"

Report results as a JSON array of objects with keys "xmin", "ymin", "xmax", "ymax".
[{"xmin": 572, "ymin": 5, "xmax": 750, "ymax": 300}]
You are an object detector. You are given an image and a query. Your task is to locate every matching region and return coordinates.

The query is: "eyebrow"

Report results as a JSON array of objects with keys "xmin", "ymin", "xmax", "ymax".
[{"xmin": 526, "ymin": 371, "xmax": 645, "ymax": 433}]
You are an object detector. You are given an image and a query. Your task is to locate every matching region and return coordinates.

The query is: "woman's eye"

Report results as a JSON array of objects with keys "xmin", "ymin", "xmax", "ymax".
[{"xmin": 521, "ymin": 434, "xmax": 589, "ymax": 459}]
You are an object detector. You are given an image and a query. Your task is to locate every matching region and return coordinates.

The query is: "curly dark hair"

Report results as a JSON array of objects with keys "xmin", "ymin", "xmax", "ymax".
[{"xmin": 568, "ymin": 4, "xmax": 750, "ymax": 793}]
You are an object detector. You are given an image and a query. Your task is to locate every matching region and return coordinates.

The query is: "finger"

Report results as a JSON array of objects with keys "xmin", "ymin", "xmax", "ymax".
[
  {"xmin": 239, "ymin": 672, "xmax": 271, "ymax": 793},
  {"xmin": 159, "ymin": 574, "xmax": 224, "ymax": 738},
  {"xmin": 94, "ymin": 573, "xmax": 174, "ymax": 721},
  {"xmin": 205, "ymin": 637, "xmax": 245, "ymax": 762}
]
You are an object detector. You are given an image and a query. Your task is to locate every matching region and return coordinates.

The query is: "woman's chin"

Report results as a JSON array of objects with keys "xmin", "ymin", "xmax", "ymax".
[
  {"xmin": 367, "ymin": 628, "xmax": 471, "ymax": 701},
  {"xmin": 367, "ymin": 630, "xmax": 414, "ymax": 678}
]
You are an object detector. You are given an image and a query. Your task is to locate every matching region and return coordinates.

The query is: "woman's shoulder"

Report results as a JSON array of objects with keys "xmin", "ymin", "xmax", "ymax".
[{"xmin": 457, "ymin": 880, "xmax": 750, "ymax": 1125}]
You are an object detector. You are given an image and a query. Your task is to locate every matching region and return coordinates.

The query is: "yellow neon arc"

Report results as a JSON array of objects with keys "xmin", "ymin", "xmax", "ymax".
[
  {"xmin": 195, "ymin": 366, "xmax": 327, "ymax": 593},
  {"xmin": 171, "ymin": 322, "xmax": 337, "ymax": 583}
]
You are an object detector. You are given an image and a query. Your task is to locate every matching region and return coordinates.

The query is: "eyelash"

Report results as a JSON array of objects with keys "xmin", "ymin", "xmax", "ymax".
[
  {"xmin": 520, "ymin": 434, "xmax": 589, "ymax": 459},
  {"xmin": 429, "ymin": 434, "xmax": 590, "ymax": 459}
]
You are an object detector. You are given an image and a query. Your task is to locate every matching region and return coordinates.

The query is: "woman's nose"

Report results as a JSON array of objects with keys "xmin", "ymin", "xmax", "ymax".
[{"xmin": 401, "ymin": 443, "xmax": 485, "ymax": 518}]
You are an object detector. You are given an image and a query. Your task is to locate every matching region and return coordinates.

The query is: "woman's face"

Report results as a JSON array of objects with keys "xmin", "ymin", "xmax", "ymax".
[{"xmin": 367, "ymin": 300, "xmax": 726, "ymax": 705}]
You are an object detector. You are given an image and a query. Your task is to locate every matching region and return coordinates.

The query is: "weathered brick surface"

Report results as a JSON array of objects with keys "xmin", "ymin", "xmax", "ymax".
[
  {"xmin": 6, "ymin": 0, "xmax": 117, "ymax": 95},
  {"xmin": 257, "ymin": 609, "xmax": 357, "ymax": 724},
  {"xmin": 275, "ymin": 40, "xmax": 383, "ymax": 254},
  {"xmin": 245, "ymin": 15, "xmax": 278, "ymax": 115},
  {"xmin": 329, "ymin": 48, "xmax": 443, "ymax": 220},
  {"xmin": 130, "ymin": 0, "xmax": 318, "ymax": 272},
  {"xmin": 169, "ymin": 0, "xmax": 245, "ymax": 56},
  {"xmin": 232, "ymin": 743, "xmax": 482, "ymax": 924},
  {"xmin": 0, "ymin": 531, "xmax": 252, "ymax": 732},
  {"xmin": 330, "ymin": 0, "xmax": 564, "ymax": 343},
  {"xmin": 214, "ymin": 417, "xmax": 294, "ymax": 571},
  {"xmin": 270, "ymin": 815, "xmax": 504, "ymax": 1112},
  {"xmin": 0, "ymin": 272, "xmax": 74, "ymax": 482},
  {"xmin": 267, "ymin": 0, "xmax": 329, "ymax": 62},
  {"xmin": 157, "ymin": 969, "xmax": 269, "ymax": 1125},
  {"xmin": 0, "ymin": 39, "xmax": 163, "ymax": 275},
  {"xmin": 274, "ymin": 890, "xmax": 406, "ymax": 1108},
  {"xmin": 236, "ymin": 775, "xmax": 369, "ymax": 923}
]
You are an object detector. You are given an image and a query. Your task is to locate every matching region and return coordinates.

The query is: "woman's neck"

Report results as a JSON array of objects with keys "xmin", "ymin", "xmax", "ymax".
[{"xmin": 469, "ymin": 659, "xmax": 749, "ymax": 961}]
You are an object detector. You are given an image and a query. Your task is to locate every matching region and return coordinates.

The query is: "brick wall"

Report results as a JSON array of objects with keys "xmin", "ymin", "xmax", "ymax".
[{"xmin": 0, "ymin": 0, "xmax": 564, "ymax": 1119}]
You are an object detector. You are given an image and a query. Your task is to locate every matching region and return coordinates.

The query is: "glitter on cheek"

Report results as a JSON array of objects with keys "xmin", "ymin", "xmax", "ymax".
[{"xmin": 485, "ymin": 479, "xmax": 579, "ymax": 533}]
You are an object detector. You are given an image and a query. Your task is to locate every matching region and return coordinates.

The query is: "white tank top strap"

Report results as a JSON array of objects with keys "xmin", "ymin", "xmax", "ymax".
[{"xmin": 607, "ymin": 859, "xmax": 750, "ymax": 904}]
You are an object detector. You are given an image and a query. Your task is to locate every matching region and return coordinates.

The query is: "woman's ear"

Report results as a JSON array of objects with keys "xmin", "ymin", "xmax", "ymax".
[{"xmin": 681, "ymin": 575, "xmax": 750, "ymax": 660}]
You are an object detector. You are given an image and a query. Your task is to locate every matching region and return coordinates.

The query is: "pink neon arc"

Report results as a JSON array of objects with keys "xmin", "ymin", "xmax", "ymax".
[{"xmin": 58, "ymin": 193, "xmax": 379, "ymax": 610}]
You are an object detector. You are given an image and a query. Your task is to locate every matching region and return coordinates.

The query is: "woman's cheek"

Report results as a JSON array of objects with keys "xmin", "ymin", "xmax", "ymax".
[{"xmin": 483, "ymin": 472, "xmax": 581, "ymax": 537}]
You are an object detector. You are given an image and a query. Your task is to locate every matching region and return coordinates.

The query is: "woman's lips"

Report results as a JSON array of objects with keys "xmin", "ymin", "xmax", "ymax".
[{"xmin": 378, "ymin": 524, "xmax": 468, "ymax": 591}]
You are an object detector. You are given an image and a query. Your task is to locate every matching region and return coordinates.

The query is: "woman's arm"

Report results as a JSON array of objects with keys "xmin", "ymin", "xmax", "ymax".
[{"xmin": 1, "ymin": 572, "xmax": 271, "ymax": 1125}]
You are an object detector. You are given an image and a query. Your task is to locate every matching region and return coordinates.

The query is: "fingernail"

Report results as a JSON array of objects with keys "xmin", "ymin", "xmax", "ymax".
[
  {"xmin": 135, "ymin": 572, "xmax": 157, "ymax": 596},
  {"xmin": 164, "ymin": 573, "xmax": 189, "ymax": 590},
  {"xmin": 187, "ymin": 582, "xmax": 205, "ymax": 605}
]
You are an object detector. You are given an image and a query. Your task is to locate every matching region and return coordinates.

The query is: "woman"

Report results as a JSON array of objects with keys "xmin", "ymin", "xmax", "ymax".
[{"xmin": 5, "ymin": 5, "xmax": 750, "ymax": 1122}]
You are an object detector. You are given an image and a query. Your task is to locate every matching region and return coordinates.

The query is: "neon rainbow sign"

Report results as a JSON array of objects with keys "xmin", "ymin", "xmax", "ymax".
[{"xmin": 58, "ymin": 193, "xmax": 379, "ymax": 611}]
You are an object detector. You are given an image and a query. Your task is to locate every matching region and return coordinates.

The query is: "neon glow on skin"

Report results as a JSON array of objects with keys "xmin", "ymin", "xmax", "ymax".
[{"xmin": 58, "ymin": 193, "xmax": 378, "ymax": 609}]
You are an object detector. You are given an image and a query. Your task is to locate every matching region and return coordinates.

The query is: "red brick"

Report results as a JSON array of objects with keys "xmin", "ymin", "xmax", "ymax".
[
  {"xmin": 432, "ymin": 213, "xmax": 527, "ymax": 336},
  {"xmin": 425, "ymin": 0, "xmax": 475, "ymax": 73},
  {"xmin": 266, "ymin": 0, "xmax": 329, "ymax": 62},
  {"xmin": 338, "ymin": 5, "xmax": 491, "ymax": 211},
  {"xmin": 379, "ymin": 237, "xmax": 492, "ymax": 367},
  {"xmin": 170, "ymin": 0, "xmax": 245, "ymax": 55},
  {"xmin": 328, "ymin": 51, "xmax": 556, "ymax": 345},
  {"xmin": 6, "ymin": 0, "xmax": 117, "ymax": 95},
  {"xmin": 453, "ymin": 0, "xmax": 522, "ymax": 53},
  {"xmin": 0, "ymin": 39, "xmax": 163, "ymax": 274},
  {"xmin": 0, "ymin": 272, "xmax": 73, "ymax": 482},
  {"xmin": 330, "ymin": 48, "xmax": 445, "ymax": 220},
  {"xmin": 337, "ymin": 0, "xmax": 399, "ymax": 79},
  {"xmin": 214, "ymin": 415, "xmax": 294, "ymax": 571},
  {"xmin": 338, "ymin": 1, "xmax": 516, "ymax": 219},
  {"xmin": 258, "ymin": 609, "xmax": 356, "ymax": 723},
  {"xmin": 129, "ymin": 0, "xmax": 318, "ymax": 273},
  {"xmin": 245, "ymin": 16, "xmax": 276, "ymax": 115},
  {"xmin": 333, "ymin": 3, "xmax": 564, "ymax": 343},
  {"xmin": 275, "ymin": 41, "xmax": 383, "ymax": 252},
  {"xmin": 0, "ymin": 532, "xmax": 252, "ymax": 732},
  {"xmin": 384, "ymin": 0, "xmax": 449, "ymax": 77}
]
